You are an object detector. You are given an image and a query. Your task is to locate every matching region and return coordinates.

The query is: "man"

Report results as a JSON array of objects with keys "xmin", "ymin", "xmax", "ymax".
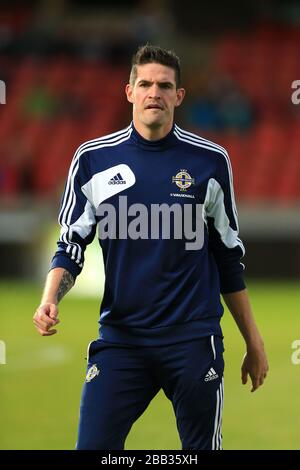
[{"xmin": 33, "ymin": 45, "xmax": 268, "ymax": 450}]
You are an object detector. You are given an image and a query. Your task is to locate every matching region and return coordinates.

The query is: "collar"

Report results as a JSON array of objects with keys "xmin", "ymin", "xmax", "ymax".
[{"xmin": 129, "ymin": 122, "xmax": 177, "ymax": 152}]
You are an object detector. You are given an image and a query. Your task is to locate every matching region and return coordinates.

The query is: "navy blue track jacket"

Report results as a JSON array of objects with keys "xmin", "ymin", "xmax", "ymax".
[{"xmin": 51, "ymin": 123, "xmax": 245, "ymax": 346}]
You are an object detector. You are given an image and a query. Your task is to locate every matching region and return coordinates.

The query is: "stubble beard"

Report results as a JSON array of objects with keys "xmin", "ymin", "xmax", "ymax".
[{"xmin": 141, "ymin": 108, "xmax": 169, "ymax": 130}]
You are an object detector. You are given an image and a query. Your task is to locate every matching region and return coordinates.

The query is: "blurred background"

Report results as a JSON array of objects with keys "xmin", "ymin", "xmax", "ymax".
[{"xmin": 0, "ymin": 0, "xmax": 299, "ymax": 450}]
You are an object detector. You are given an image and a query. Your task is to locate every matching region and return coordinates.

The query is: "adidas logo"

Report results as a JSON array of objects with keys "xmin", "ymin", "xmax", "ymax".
[
  {"xmin": 204, "ymin": 367, "xmax": 219, "ymax": 382},
  {"xmin": 108, "ymin": 173, "xmax": 126, "ymax": 185}
]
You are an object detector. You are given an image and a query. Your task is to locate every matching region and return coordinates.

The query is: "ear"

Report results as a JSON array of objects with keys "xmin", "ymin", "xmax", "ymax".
[
  {"xmin": 125, "ymin": 83, "xmax": 134, "ymax": 104},
  {"xmin": 175, "ymin": 88, "xmax": 186, "ymax": 107}
]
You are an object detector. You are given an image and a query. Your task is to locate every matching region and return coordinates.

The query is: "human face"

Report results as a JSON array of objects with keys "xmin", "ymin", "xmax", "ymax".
[{"xmin": 126, "ymin": 63, "xmax": 185, "ymax": 139}]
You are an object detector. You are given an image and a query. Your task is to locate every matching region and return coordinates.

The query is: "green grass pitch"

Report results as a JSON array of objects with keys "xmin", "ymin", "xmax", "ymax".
[{"xmin": 0, "ymin": 280, "xmax": 299, "ymax": 449}]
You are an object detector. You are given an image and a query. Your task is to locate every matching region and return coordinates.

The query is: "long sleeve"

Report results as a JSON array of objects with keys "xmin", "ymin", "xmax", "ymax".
[
  {"xmin": 205, "ymin": 151, "xmax": 245, "ymax": 294},
  {"xmin": 50, "ymin": 149, "xmax": 97, "ymax": 280}
]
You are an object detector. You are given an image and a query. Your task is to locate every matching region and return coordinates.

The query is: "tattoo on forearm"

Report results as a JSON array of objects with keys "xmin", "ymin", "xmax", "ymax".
[{"xmin": 57, "ymin": 270, "xmax": 75, "ymax": 303}]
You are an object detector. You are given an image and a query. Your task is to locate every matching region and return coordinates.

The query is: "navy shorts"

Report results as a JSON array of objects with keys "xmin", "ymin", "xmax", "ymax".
[{"xmin": 76, "ymin": 335, "xmax": 224, "ymax": 450}]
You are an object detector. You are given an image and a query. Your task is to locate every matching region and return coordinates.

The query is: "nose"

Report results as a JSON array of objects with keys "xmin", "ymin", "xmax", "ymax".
[{"xmin": 148, "ymin": 83, "xmax": 161, "ymax": 99}]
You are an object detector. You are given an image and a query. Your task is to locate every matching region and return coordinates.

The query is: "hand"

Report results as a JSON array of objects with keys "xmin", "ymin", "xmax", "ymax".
[
  {"xmin": 33, "ymin": 303, "xmax": 60, "ymax": 336},
  {"xmin": 241, "ymin": 344, "xmax": 269, "ymax": 392}
]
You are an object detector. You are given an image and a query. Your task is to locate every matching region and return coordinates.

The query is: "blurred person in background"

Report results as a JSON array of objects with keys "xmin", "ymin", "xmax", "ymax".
[
  {"xmin": 21, "ymin": 75, "xmax": 61, "ymax": 121},
  {"xmin": 184, "ymin": 69, "xmax": 254, "ymax": 133},
  {"xmin": 33, "ymin": 44, "xmax": 268, "ymax": 450}
]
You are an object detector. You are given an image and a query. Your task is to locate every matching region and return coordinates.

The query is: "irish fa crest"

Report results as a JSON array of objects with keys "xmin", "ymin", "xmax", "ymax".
[
  {"xmin": 172, "ymin": 170, "xmax": 195, "ymax": 191},
  {"xmin": 86, "ymin": 364, "xmax": 100, "ymax": 383}
]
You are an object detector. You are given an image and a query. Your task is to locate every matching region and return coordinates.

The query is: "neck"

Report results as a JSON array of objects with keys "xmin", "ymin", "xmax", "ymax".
[{"xmin": 132, "ymin": 118, "xmax": 173, "ymax": 141}]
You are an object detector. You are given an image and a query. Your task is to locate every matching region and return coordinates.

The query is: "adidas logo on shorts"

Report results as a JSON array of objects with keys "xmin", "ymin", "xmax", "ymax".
[
  {"xmin": 108, "ymin": 173, "xmax": 126, "ymax": 185},
  {"xmin": 204, "ymin": 367, "xmax": 219, "ymax": 382}
]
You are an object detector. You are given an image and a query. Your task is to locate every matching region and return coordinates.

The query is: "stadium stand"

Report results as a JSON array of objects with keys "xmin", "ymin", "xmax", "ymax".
[
  {"xmin": 208, "ymin": 24, "xmax": 300, "ymax": 203},
  {"xmin": 0, "ymin": 56, "xmax": 129, "ymax": 198},
  {"xmin": 0, "ymin": 2, "xmax": 299, "ymax": 280},
  {"xmin": 1, "ymin": 17, "xmax": 299, "ymax": 202}
]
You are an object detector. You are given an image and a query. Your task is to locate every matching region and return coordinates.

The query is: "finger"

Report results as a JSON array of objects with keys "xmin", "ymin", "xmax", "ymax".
[
  {"xmin": 34, "ymin": 310, "xmax": 59, "ymax": 326},
  {"xmin": 251, "ymin": 377, "xmax": 260, "ymax": 392},
  {"xmin": 241, "ymin": 367, "xmax": 248, "ymax": 385},
  {"xmin": 33, "ymin": 318, "xmax": 56, "ymax": 331},
  {"xmin": 260, "ymin": 371, "xmax": 268, "ymax": 384},
  {"xmin": 33, "ymin": 318, "xmax": 59, "ymax": 335},
  {"xmin": 48, "ymin": 305, "xmax": 59, "ymax": 320},
  {"xmin": 259, "ymin": 376, "xmax": 265, "ymax": 386},
  {"xmin": 35, "ymin": 326, "xmax": 57, "ymax": 336}
]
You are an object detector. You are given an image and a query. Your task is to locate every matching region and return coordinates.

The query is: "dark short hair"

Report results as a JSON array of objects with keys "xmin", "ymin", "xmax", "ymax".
[{"xmin": 129, "ymin": 44, "xmax": 181, "ymax": 88}]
